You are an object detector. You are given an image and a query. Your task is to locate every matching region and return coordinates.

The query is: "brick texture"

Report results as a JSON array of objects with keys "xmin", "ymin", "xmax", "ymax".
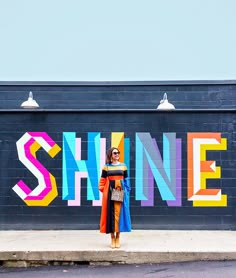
[{"xmin": 0, "ymin": 109, "xmax": 235, "ymax": 230}]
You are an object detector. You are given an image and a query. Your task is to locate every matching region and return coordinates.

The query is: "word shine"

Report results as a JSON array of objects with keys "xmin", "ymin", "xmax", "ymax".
[{"xmin": 13, "ymin": 132, "xmax": 227, "ymax": 207}]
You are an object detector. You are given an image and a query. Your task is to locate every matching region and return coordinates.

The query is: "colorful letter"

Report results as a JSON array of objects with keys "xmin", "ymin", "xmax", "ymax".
[
  {"xmin": 12, "ymin": 132, "xmax": 61, "ymax": 206},
  {"xmin": 187, "ymin": 133, "xmax": 227, "ymax": 206},
  {"xmin": 63, "ymin": 132, "xmax": 104, "ymax": 206},
  {"xmin": 135, "ymin": 133, "xmax": 182, "ymax": 206}
]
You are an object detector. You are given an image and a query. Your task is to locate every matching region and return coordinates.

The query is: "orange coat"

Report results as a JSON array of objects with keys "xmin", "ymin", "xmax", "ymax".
[
  {"xmin": 99, "ymin": 163, "xmax": 132, "ymax": 233},
  {"xmin": 99, "ymin": 176, "xmax": 109, "ymax": 233}
]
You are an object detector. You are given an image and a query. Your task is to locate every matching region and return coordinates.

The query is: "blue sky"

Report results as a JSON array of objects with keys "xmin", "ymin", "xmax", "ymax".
[{"xmin": 0, "ymin": 0, "xmax": 235, "ymax": 81}]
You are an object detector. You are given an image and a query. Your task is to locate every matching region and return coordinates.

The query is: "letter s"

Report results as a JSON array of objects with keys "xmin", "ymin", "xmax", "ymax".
[{"xmin": 12, "ymin": 132, "xmax": 61, "ymax": 206}]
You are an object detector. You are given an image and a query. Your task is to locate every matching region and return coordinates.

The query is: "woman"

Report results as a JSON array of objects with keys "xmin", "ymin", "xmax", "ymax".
[{"xmin": 99, "ymin": 147, "xmax": 131, "ymax": 248}]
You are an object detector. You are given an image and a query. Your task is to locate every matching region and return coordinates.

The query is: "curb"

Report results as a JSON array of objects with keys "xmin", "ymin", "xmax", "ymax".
[{"xmin": 1, "ymin": 250, "xmax": 236, "ymax": 267}]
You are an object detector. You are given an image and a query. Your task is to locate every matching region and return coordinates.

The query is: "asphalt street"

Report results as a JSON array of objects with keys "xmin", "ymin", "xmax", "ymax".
[{"xmin": 1, "ymin": 261, "xmax": 236, "ymax": 278}]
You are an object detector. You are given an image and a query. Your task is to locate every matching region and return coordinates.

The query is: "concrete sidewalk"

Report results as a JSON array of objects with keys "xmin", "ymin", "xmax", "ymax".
[{"xmin": 0, "ymin": 230, "xmax": 236, "ymax": 267}]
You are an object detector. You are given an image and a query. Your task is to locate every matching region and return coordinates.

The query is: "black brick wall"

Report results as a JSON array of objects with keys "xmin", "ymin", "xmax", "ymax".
[
  {"xmin": 0, "ymin": 81, "xmax": 236, "ymax": 109},
  {"xmin": 0, "ymin": 109, "xmax": 236, "ymax": 230}
]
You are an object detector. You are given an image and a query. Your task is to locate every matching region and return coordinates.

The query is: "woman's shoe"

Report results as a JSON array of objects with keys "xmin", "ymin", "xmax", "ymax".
[{"xmin": 115, "ymin": 237, "xmax": 120, "ymax": 248}]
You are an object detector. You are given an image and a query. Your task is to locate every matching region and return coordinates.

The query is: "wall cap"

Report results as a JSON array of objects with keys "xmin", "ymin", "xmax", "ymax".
[{"xmin": 0, "ymin": 80, "xmax": 236, "ymax": 86}]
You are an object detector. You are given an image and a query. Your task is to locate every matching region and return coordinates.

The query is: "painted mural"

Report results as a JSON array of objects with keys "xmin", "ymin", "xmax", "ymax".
[{"xmin": 13, "ymin": 132, "xmax": 227, "ymax": 208}]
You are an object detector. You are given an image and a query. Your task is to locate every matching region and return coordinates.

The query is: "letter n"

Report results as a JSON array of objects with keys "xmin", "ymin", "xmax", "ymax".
[{"xmin": 135, "ymin": 132, "xmax": 182, "ymax": 206}]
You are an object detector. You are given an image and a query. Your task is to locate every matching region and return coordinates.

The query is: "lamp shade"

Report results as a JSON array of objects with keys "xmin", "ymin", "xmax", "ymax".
[
  {"xmin": 157, "ymin": 93, "xmax": 175, "ymax": 110},
  {"xmin": 21, "ymin": 92, "xmax": 39, "ymax": 108}
]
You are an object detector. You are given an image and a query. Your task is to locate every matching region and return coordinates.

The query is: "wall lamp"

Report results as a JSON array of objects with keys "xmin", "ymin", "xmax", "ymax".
[
  {"xmin": 157, "ymin": 93, "xmax": 175, "ymax": 110},
  {"xmin": 21, "ymin": 91, "xmax": 39, "ymax": 108}
]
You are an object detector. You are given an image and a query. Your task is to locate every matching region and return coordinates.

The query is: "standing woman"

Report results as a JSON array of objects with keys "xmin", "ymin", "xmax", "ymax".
[{"xmin": 99, "ymin": 147, "xmax": 131, "ymax": 248}]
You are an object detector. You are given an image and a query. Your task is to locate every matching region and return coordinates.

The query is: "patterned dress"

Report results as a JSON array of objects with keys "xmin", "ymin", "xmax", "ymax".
[{"xmin": 99, "ymin": 163, "xmax": 132, "ymax": 234}]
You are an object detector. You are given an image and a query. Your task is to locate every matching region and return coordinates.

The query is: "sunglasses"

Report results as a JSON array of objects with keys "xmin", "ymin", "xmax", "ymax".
[{"xmin": 112, "ymin": 151, "xmax": 120, "ymax": 155}]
